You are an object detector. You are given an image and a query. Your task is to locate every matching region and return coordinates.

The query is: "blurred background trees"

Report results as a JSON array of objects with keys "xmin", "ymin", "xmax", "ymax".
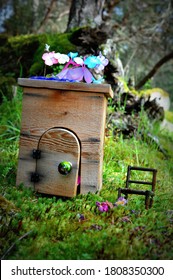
[
  {"xmin": 0, "ymin": 0, "xmax": 173, "ymax": 102},
  {"xmin": 0, "ymin": 0, "xmax": 71, "ymax": 34}
]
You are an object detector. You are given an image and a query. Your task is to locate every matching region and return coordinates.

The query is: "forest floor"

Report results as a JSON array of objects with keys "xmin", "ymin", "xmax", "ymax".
[{"xmin": 0, "ymin": 89, "xmax": 173, "ymax": 260}]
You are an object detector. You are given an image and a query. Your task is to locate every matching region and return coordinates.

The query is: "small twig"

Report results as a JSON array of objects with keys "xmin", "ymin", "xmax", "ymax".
[
  {"xmin": 44, "ymin": 65, "xmax": 46, "ymax": 77},
  {"xmin": 1, "ymin": 230, "xmax": 33, "ymax": 260},
  {"xmin": 124, "ymin": 48, "xmax": 137, "ymax": 75},
  {"xmin": 106, "ymin": 112, "xmax": 114, "ymax": 126}
]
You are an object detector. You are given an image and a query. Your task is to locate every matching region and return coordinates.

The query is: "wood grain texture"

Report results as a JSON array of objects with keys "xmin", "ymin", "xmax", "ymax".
[
  {"xmin": 18, "ymin": 78, "xmax": 114, "ymax": 98},
  {"xmin": 16, "ymin": 135, "xmax": 38, "ymax": 187},
  {"xmin": 35, "ymin": 128, "xmax": 80, "ymax": 197},
  {"xmin": 16, "ymin": 80, "xmax": 110, "ymax": 195}
]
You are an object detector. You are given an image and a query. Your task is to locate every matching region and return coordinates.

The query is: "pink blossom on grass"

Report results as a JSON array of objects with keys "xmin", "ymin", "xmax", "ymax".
[
  {"xmin": 96, "ymin": 201, "xmax": 109, "ymax": 212},
  {"xmin": 114, "ymin": 197, "xmax": 128, "ymax": 206}
]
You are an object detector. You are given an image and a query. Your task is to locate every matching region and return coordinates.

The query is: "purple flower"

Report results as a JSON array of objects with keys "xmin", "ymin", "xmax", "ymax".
[
  {"xmin": 76, "ymin": 213, "xmax": 85, "ymax": 221},
  {"xmin": 96, "ymin": 201, "xmax": 109, "ymax": 212},
  {"xmin": 114, "ymin": 197, "xmax": 128, "ymax": 206},
  {"xmin": 121, "ymin": 216, "xmax": 131, "ymax": 223},
  {"xmin": 95, "ymin": 52, "xmax": 109, "ymax": 72},
  {"xmin": 56, "ymin": 66, "xmax": 94, "ymax": 83}
]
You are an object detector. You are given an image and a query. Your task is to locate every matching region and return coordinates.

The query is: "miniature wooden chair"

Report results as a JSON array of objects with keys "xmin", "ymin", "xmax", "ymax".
[{"xmin": 118, "ymin": 165, "xmax": 157, "ymax": 209}]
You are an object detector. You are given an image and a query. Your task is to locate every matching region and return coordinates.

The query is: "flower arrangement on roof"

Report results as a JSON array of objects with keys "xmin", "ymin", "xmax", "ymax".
[{"xmin": 42, "ymin": 44, "xmax": 109, "ymax": 84}]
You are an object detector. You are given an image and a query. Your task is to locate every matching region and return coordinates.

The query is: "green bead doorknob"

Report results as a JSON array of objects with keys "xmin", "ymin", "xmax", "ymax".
[{"xmin": 58, "ymin": 161, "xmax": 72, "ymax": 175}]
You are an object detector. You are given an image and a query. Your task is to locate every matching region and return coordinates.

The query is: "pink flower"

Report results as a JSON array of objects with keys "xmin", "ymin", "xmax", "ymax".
[
  {"xmin": 96, "ymin": 201, "xmax": 109, "ymax": 212},
  {"xmin": 77, "ymin": 176, "xmax": 80, "ymax": 185},
  {"xmin": 42, "ymin": 52, "xmax": 59, "ymax": 66}
]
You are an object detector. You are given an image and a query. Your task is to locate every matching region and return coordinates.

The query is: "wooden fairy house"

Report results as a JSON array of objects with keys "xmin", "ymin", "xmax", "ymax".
[{"xmin": 16, "ymin": 78, "xmax": 113, "ymax": 197}]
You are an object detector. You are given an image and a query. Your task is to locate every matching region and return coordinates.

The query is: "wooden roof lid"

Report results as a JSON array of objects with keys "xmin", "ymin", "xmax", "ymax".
[{"xmin": 18, "ymin": 78, "xmax": 114, "ymax": 99}]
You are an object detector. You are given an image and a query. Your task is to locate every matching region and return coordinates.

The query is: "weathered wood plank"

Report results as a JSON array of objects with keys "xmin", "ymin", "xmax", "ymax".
[
  {"xmin": 20, "ymin": 87, "xmax": 106, "ymax": 139},
  {"xmin": 80, "ymin": 97, "xmax": 107, "ymax": 193},
  {"xmin": 35, "ymin": 128, "xmax": 80, "ymax": 197},
  {"xmin": 16, "ymin": 136, "xmax": 38, "ymax": 188},
  {"xmin": 18, "ymin": 78, "xmax": 114, "ymax": 98}
]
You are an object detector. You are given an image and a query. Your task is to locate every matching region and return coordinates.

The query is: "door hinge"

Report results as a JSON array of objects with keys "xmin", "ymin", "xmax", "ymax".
[
  {"xmin": 32, "ymin": 149, "xmax": 41, "ymax": 159},
  {"xmin": 31, "ymin": 172, "xmax": 40, "ymax": 183}
]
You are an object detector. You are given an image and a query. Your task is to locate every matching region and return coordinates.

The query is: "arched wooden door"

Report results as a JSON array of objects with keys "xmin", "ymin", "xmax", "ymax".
[{"xmin": 34, "ymin": 128, "xmax": 80, "ymax": 197}]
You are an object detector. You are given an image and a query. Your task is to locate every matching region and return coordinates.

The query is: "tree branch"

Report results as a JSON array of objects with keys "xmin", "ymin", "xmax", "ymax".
[
  {"xmin": 135, "ymin": 50, "xmax": 173, "ymax": 89},
  {"xmin": 1, "ymin": 230, "xmax": 33, "ymax": 260},
  {"xmin": 37, "ymin": 0, "xmax": 56, "ymax": 33}
]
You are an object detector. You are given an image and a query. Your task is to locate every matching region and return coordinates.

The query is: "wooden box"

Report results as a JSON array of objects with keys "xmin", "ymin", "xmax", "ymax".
[{"xmin": 16, "ymin": 78, "xmax": 113, "ymax": 197}]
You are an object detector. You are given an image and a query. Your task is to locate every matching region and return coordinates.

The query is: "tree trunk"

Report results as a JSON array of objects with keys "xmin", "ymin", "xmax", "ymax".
[{"xmin": 66, "ymin": 0, "xmax": 105, "ymax": 31}]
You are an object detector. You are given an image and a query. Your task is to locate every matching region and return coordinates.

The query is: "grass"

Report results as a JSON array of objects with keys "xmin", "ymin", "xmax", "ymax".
[
  {"xmin": 165, "ymin": 110, "xmax": 173, "ymax": 123},
  {"xmin": 0, "ymin": 88, "xmax": 173, "ymax": 260}
]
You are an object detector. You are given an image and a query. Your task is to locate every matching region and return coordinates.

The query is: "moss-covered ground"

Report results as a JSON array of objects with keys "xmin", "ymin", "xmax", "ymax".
[{"xmin": 0, "ymin": 88, "xmax": 173, "ymax": 260}]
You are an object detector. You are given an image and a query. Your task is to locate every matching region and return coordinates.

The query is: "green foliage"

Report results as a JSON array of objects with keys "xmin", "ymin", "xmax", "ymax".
[
  {"xmin": 0, "ymin": 32, "xmax": 77, "ymax": 99},
  {"xmin": 0, "ymin": 89, "xmax": 22, "ymax": 141},
  {"xmin": 165, "ymin": 111, "xmax": 173, "ymax": 124},
  {"xmin": 0, "ymin": 88, "xmax": 173, "ymax": 260},
  {"xmin": 142, "ymin": 79, "xmax": 152, "ymax": 90},
  {"xmin": 46, "ymin": 33, "xmax": 76, "ymax": 54},
  {"xmin": 0, "ymin": 76, "xmax": 16, "ymax": 102}
]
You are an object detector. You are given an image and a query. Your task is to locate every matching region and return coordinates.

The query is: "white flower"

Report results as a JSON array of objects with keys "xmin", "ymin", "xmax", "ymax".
[
  {"xmin": 45, "ymin": 44, "xmax": 50, "ymax": 51},
  {"xmin": 54, "ymin": 53, "xmax": 70, "ymax": 64},
  {"xmin": 74, "ymin": 57, "xmax": 84, "ymax": 65}
]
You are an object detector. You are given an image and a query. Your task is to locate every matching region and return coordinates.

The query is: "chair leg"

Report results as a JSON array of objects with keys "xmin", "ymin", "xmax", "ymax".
[
  {"xmin": 145, "ymin": 191, "xmax": 151, "ymax": 209},
  {"xmin": 149, "ymin": 194, "xmax": 154, "ymax": 208},
  {"xmin": 118, "ymin": 188, "xmax": 122, "ymax": 198}
]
